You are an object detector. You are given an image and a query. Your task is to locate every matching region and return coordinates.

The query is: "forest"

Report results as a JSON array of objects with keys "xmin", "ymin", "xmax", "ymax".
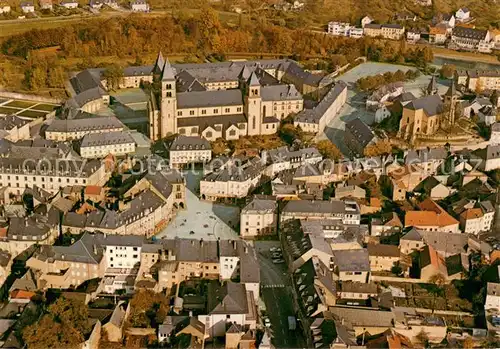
[{"xmin": 0, "ymin": 7, "xmax": 433, "ymax": 93}]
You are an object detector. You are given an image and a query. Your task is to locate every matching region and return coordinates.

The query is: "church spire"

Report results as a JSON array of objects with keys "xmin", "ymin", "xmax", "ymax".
[
  {"xmin": 247, "ymin": 71, "xmax": 260, "ymax": 87},
  {"xmin": 427, "ymin": 75, "xmax": 437, "ymax": 95},
  {"xmin": 445, "ymin": 80, "xmax": 457, "ymax": 98},
  {"xmin": 161, "ymin": 58, "xmax": 176, "ymax": 81},
  {"xmin": 153, "ymin": 51, "xmax": 165, "ymax": 74}
]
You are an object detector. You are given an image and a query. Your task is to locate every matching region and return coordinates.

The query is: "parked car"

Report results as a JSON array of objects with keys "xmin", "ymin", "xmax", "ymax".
[
  {"xmin": 264, "ymin": 317, "xmax": 271, "ymax": 327},
  {"xmin": 272, "ymin": 259, "xmax": 285, "ymax": 264},
  {"xmin": 270, "ymin": 247, "xmax": 282, "ymax": 252},
  {"xmin": 272, "ymin": 253, "xmax": 282, "ymax": 259}
]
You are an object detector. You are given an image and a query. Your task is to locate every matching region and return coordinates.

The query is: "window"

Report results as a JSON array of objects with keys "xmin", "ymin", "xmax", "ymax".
[
  {"xmin": 166, "ymin": 92, "xmax": 172, "ymax": 97},
  {"xmin": 177, "ymin": 111, "xmax": 182, "ymax": 116},
  {"xmin": 225, "ymin": 108, "xmax": 230, "ymax": 113},
  {"xmin": 133, "ymin": 254, "xmax": 138, "ymax": 258},
  {"xmin": 229, "ymin": 130, "xmax": 236, "ymax": 136},
  {"xmin": 202, "ymin": 109, "xmax": 207, "ymax": 115},
  {"xmin": 166, "ymin": 84, "xmax": 172, "ymax": 89},
  {"xmin": 237, "ymin": 107, "xmax": 242, "ymax": 112},
  {"xmin": 206, "ymin": 131, "xmax": 213, "ymax": 138},
  {"xmin": 190, "ymin": 110, "xmax": 195, "ymax": 116},
  {"xmin": 213, "ymin": 109, "xmax": 218, "ymax": 114}
]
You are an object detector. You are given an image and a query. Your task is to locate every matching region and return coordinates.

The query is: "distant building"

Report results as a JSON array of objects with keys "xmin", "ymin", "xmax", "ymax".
[
  {"xmin": 364, "ymin": 23, "xmax": 405, "ymax": 40},
  {"xmin": 455, "ymin": 8, "xmax": 471, "ymax": 22},
  {"xmin": 20, "ymin": 1, "xmax": 35, "ymax": 12},
  {"xmin": 451, "ymin": 26, "xmax": 491, "ymax": 52},
  {"xmin": 404, "ymin": 198, "xmax": 460, "ymax": 234},
  {"xmin": 361, "ymin": 15, "xmax": 373, "ymax": 28},
  {"xmin": 0, "ymin": 3, "xmax": 11, "ymax": 12},
  {"xmin": 130, "ymin": 0, "xmax": 148, "ymax": 11},
  {"xmin": 59, "ymin": 0, "xmax": 78, "ymax": 8},
  {"xmin": 455, "ymin": 69, "xmax": 500, "ymax": 91},
  {"xmin": 45, "ymin": 116, "xmax": 125, "ymax": 141},
  {"xmin": 486, "ymin": 283, "xmax": 500, "ymax": 311},
  {"xmin": 39, "ymin": 0, "xmax": 52, "ymax": 10},
  {"xmin": 429, "ymin": 26, "xmax": 448, "ymax": 44}
]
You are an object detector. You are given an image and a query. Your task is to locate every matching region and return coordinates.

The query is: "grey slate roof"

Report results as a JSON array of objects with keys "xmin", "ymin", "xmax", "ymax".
[
  {"xmin": 295, "ymin": 82, "xmax": 347, "ymax": 124},
  {"xmin": 242, "ymin": 197, "xmax": 276, "ymax": 213},
  {"xmin": 207, "ymin": 281, "xmax": 248, "ymax": 315},
  {"xmin": 81, "ymin": 131, "xmax": 134, "ymax": 147},
  {"xmin": 452, "ymin": 26, "xmax": 488, "ymax": 40},
  {"xmin": 345, "ymin": 118, "xmax": 376, "ymax": 148},
  {"xmin": 177, "ymin": 114, "xmax": 246, "ymax": 134},
  {"xmin": 161, "ymin": 59, "xmax": 176, "ymax": 81},
  {"xmin": 333, "ymin": 249, "xmax": 370, "ymax": 272},
  {"xmin": 283, "ymin": 199, "xmax": 354, "ymax": 215},
  {"xmin": 406, "ymin": 94, "xmax": 443, "ymax": 117},
  {"xmin": 170, "ymin": 135, "xmax": 211, "ymax": 151},
  {"xmin": 260, "ymin": 84, "xmax": 302, "ymax": 102},
  {"xmin": 247, "ymin": 72, "xmax": 260, "ymax": 86},
  {"xmin": 0, "ymin": 115, "xmax": 31, "ymax": 130},
  {"xmin": 176, "ymin": 90, "xmax": 243, "ymax": 109},
  {"xmin": 46, "ymin": 116, "xmax": 124, "ymax": 133},
  {"xmin": 0, "ymin": 157, "xmax": 102, "ymax": 177}
]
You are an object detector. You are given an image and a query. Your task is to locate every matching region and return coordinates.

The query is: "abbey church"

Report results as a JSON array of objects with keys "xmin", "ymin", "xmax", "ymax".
[{"xmin": 148, "ymin": 52, "xmax": 336, "ymax": 141}]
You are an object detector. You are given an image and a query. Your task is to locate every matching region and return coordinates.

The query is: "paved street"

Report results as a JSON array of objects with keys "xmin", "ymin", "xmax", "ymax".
[
  {"xmin": 156, "ymin": 170, "xmax": 240, "ymax": 240},
  {"xmin": 255, "ymin": 241, "xmax": 305, "ymax": 348},
  {"xmin": 315, "ymin": 62, "xmax": 451, "ymax": 155}
]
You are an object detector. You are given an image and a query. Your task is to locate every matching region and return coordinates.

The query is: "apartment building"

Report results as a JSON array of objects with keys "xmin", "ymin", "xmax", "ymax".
[
  {"xmin": 0, "ymin": 157, "xmax": 107, "ymax": 195},
  {"xmin": 240, "ymin": 197, "xmax": 277, "ymax": 238},
  {"xmin": 486, "ymin": 283, "xmax": 500, "ymax": 311},
  {"xmin": 263, "ymin": 146, "xmax": 322, "ymax": 177},
  {"xmin": 45, "ymin": 116, "xmax": 125, "ymax": 141},
  {"xmin": 404, "ymin": 198, "xmax": 460, "ymax": 233},
  {"xmin": 168, "ymin": 135, "xmax": 212, "ymax": 168},
  {"xmin": 332, "ymin": 249, "xmax": 370, "ymax": 283},
  {"xmin": 200, "ymin": 157, "xmax": 264, "ymax": 200},
  {"xmin": 451, "ymin": 27, "xmax": 491, "ymax": 52},
  {"xmin": 26, "ymin": 233, "xmax": 107, "ymax": 289},
  {"xmin": 79, "ymin": 131, "xmax": 136, "ymax": 158},
  {"xmin": 363, "ymin": 23, "xmax": 404, "ymax": 39},
  {"xmin": 0, "ymin": 210, "xmax": 60, "ymax": 257},
  {"xmin": 367, "ymin": 243, "xmax": 400, "ymax": 271},
  {"xmin": 130, "ymin": 0, "xmax": 148, "ymax": 11},
  {"xmin": 281, "ymin": 199, "xmax": 361, "ymax": 225},
  {"xmin": 459, "ymin": 201, "xmax": 495, "ymax": 235}
]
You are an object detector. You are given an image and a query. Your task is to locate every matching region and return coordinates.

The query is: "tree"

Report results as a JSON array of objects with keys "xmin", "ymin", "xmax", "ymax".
[
  {"xmin": 102, "ymin": 64, "xmax": 124, "ymax": 91},
  {"xmin": 278, "ymin": 123, "xmax": 303, "ymax": 145},
  {"xmin": 315, "ymin": 140, "xmax": 342, "ymax": 160},
  {"xmin": 23, "ymin": 297, "xmax": 89, "ymax": 349},
  {"xmin": 475, "ymin": 79, "xmax": 483, "ymax": 96},
  {"xmin": 25, "ymin": 65, "xmax": 47, "ymax": 91},
  {"xmin": 439, "ymin": 64, "xmax": 456, "ymax": 79},
  {"xmin": 364, "ymin": 139, "xmax": 392, "ymax": 157},
  {"xmin": 428, "ymin": 273, "xmax": 446, "ymax": 313},
  {"xmin": 462, "ymin": 337, "xmax": 474, "ymax": 348},
  {"xmin": 391, "ymin": 261, "xmax": 403, "ymax": 276},
  {"xmin": 128, "ymin": 289, "xmax": 169, "ymax": 328}
]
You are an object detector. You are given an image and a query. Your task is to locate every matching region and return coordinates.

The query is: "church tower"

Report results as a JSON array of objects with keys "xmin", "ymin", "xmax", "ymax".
[
  {"xmin": 160, "ymin": 58, "xmax": 177, "ymax": 138},
  {"xmin": 427, "ymin": 75, "xmax": 438, "ymax": 95},
  {"xmin": 245, "ymin": 72, "xmax": 262, "ymax": 136},
  {"xmin": 444, "ymin": 81, "xmax": 459, "ymax": 125}
]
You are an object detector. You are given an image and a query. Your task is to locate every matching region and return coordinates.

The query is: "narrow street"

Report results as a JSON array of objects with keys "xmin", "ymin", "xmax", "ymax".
[{"xmin": 255, "ymin": 241, "xmax": 306, "ymax": 348}]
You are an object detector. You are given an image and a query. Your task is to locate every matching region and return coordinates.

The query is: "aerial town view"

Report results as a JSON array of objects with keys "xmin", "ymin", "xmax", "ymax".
[{"xmin": 0, "ymin": 0, "xmax": 499, "ymax": 347}]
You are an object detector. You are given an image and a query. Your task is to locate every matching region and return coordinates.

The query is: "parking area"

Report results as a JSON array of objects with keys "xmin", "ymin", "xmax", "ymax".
[
  {"xmin": 255, "ymin": 241, "xmax": 305, "ymax": 348},
  {"xmin": 0, "ymin": 98, "xmax": 59, "ymax": 118}
]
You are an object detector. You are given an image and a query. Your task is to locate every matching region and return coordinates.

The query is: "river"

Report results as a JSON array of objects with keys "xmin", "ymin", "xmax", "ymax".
[{"xmin": 432, "ymin": 56, "xmax": 500, "ymax": 70}]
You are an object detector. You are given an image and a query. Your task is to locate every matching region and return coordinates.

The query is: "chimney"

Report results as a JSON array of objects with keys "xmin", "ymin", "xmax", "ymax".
[
  {"xmin": 244, "ymin": 246, "xmax": 248, "ymax": 254},
  {"xmin": 93, "ymin": 245, "xmax": 97, "ymax": 254},
  {"xmin": 200, "ymin": 238, "xmax": 204, "ymax": 247},
  {"xmin": 232, "ymin": 240, "xmax": 236, "ymax": 249}
]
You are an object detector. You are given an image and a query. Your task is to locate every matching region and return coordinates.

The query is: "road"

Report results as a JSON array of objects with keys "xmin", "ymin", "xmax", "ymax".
[{"xmin": 255, "ymin": 241, "xmax": 305, "ymax": 348}]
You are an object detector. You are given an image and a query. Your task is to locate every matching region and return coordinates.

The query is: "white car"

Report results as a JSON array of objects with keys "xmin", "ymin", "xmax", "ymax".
[
  {"xmin": 264, "ymin": 317, "xmax": 271, "ymax": 327},
  {"xmin": 272, "ymin": 259, "xmax": 285, "ymax": 264},
  {"xmin": 270, "ymin": 247, "xmax": 282, "ymax": 253}
]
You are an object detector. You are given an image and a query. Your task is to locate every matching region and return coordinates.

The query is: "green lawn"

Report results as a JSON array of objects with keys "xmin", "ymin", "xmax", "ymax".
[
  {"xmin": 17, "ymin": 110, "xmax": 47, "ymax": 118},
  {"xmin": 4, "ymin": 100, "xmax": 36, "ymax": 108},
  {"xmin": 31, "ymin": 103, "xmax": 58, "ymax": 112},
  {"xmin": 0, "ymin": 106, "xmax": 20, "ymax": 115}
]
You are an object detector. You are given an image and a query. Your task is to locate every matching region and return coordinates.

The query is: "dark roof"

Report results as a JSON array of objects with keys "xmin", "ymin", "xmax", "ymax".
[
  {"xmin": 405, "ymin": 94, "xmax": 443, "ymax": 117},
  {"xmin": 177, "ymin": 114, "xmax": 246, "ymax": 134},
  {"xmin": 345, "ymin": 118, "xmax": 376, "ymax": 148},
  {"xmin": 445, "ymin": 254, "xmax": 463, "ymax": 276},
  {"xmin": 452, "ymin": 26, "xmax": 488, "ymax": 40},
  {"xmin": 170, "ymin": 135, "xmax": 211, "ymax": 151},
  {"xmin": 207, "ymin": 281, "xmax": 248, "ymax": 315},
  {"xmin": 176, "ymin": 90, "xmax": 243, "ymax": 109},
  {"xmin": 367, "ymin": 243, "xmax": 400, "ymax": 257}
]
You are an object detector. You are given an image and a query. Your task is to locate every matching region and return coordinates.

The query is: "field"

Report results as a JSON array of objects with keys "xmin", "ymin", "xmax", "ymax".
[{"xmin": 0, "ymin": 98, "xmax": 59, "ymax": 118}]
